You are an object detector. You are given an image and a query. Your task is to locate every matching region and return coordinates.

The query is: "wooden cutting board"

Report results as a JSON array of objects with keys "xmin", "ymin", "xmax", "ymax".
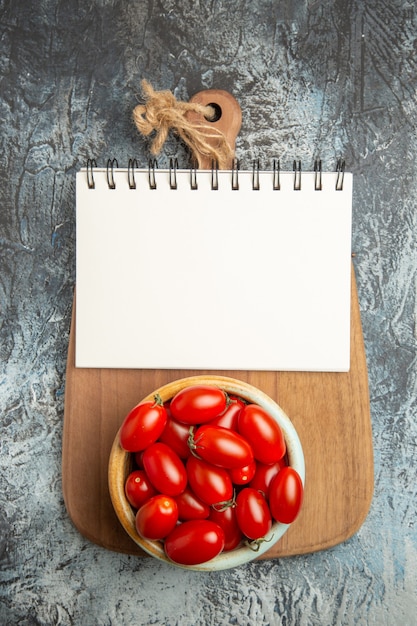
[{"xmin": 62, "ymin": 90, "xmax": 373, "ymax": 559}]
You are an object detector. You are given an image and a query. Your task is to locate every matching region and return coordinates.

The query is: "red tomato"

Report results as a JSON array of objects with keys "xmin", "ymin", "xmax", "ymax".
[
  {"xmin": 269, "ymin": 467, "xmax": 304, "ymax": 524},
  {"xmin": 238, "ymin": 404, "xmax": 286, "ymax": 464},
  {"xmin": 210, "ymin": 396, "xmax": 245, "ymax": 430},
  {"xmin": 229, "ymin": 460, "xmax": 256, "ymax": 485},
  {"xmin": 249, "ymin": 459, "xmax": 287, "ymax": 498},
  {"xmin": 190, "ymin": 425, "xmax": 254, "ymax": 469},
  {"xmin": 164, "ymin": 520, "xmax": 225, "ymax": 565},
  {"xmin": 124, "ymin": 470, "xmax": 157, "ymax": 509},
  {"xmin": 174, "ymin": 486, "xmax": 210, "ymax": 521},
  {"xmin": 170, "ymin": 385, "xmax": 227, "ymax": 424},
  {"xmin": 135, "ymin": 495, "xmax": 178, "ymax": 540},
  {"xmin": 209, "ymin": 506, "xmax": 243, "ymax": 551},
  {"xmin": 134, "ymin": 451, "xmax": 145, "ymax": 468},
  {"xmin": 119, "ymin": 395, "xmax": 167, "ymax": 452},
  {"xmin": 142, "ymin": 442, "xmax": 187, "ymax": 496},
  {"xmin": 235, "ymin": 488, "xmax": 272, "ymax": 540},
  {"xmin": 186, "ymin": 456, "xmax": 233, "ymax": 506},
  {"xmin": 159, "ymin": 410, "xmax": 191, "ymax": 459}
]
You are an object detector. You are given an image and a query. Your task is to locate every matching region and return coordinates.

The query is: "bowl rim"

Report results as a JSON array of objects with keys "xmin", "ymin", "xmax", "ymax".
[{"xmin": 108, "ymin": 374, "xmax": 305, "ymax": 571}]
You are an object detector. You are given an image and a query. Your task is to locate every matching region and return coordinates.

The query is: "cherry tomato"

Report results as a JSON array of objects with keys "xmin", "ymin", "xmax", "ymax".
[
  {"xmin": 249, "ymin": 459, "xmax": 287, "ymax": 498},
  {"xmin": 135, "ymin": 495, "xmax": 178, "ymax": 540},
  {"xmin": 159, "ymin": 409, "xmax": 191, "ymax": 459},
  {"xmin": 269, "ymin": 467, "xmax": 304, "ymax": 524},
  {"xmin": 119, "ymin": 395, "xmax": 167, "ymax": 452},
  {"xmin": 164, "ymin": 520, "xmax": 225, "ymax": 565},
  {"xmin": 209, "ymin": 506, "xmax": 243, "ymax": 551},
  {"xmin": 238, "ymin": 404, "xmax": 286, "ymax": 464},
  {"xmin": 235, "ymin": 488, "xmax": 272, "ymax": 540},
  {"xmin": 229, "ymin": 460, "xmax": 256, "ymax": 485},
  {"xmin": 134, "ymin": 451, "xmax": 145, "ymax": 468},
  {"xmin": 210, "ymin": 396, "xmax": 245, "ymax": 430},
  {"xmin": 124, "ymin": 470, "xmax": 157, "ymax": 509},
  {"xmin": 186, "ymin": 456, "xmax": 233, "ymax": 506},
  {"xmin": 190, "ymin": 425, "xmax": 254, "ymax": 469},
  {"xmin": 142, "ymin": 442, "xmax": 187, "ymax": 496},
  {"xmin": 170, "ymin": 385, "xmax": 227, "ymax": 424},
  {"xmin": 174, "ymin": 486, "xmax": 210, "ymax": 521}
]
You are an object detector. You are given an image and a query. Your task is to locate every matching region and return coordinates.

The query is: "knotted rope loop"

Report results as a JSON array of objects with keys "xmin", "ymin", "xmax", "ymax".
[{"xmin": 133, "ymin": 80, "xmax": 234, "ymax": 169}]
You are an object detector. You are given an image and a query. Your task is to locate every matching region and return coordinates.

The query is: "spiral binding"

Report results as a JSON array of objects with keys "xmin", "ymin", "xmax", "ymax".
[
  {"xmin": 293, "ymin": 160, "xmax": 301, "ymax": 191},
  {"xmin": 231, "ymin": 158, "xmax": 239, "ymax": 191},
  {"xmin": 85, "ymin": 158, "xmax": 346, "ymax": 191},
  {"xmin": 190, "ymin": 163, "xmax": 198, "ymax": 190},
  {"xmin": 314, "ymin": 159, "xmax": 322, "ymax": 191},
  {"xmin": 148, "ymin": 158, "xmax": 157, "ymax": 189},
  {"xmin": 106, "ymin": 158, "xmax": 118, "ymax": 189},
  {"xmin": 128, "ymin": 158, "xmax": 138, "ymax": 189},
  {"xmin": 169, "ymin": 158, "xmax": 178, "ymax": 190},
  {"xmin": 273, "ymin": 159, "xmax": 280, "ymax": 190},
  {"xmin": 252, "ymin": 159, "xmax": 260, "ymax": 191},
  {"xmin": 336, "ymin": 159, "xmax": 345, "ymax": 191},
  {"xmin": 211, "ymin": 160, "xmax": 219, "ymax": 190},
  {"xmin": 86, "ymin": 158, "xmax": 97, "ymax": 189}
]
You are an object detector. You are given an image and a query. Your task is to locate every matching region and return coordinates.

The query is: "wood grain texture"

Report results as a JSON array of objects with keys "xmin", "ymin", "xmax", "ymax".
[
  {"xmin": 62, "ymin": 263, "xmax": 373, "ymax": 558},
  {"xmin": 62, "ymin": 88, "xmax": 372, "ymax": 560},
  {"xmin": 187, "ymin": 89, "xmax": 242, "ymax": 168}
]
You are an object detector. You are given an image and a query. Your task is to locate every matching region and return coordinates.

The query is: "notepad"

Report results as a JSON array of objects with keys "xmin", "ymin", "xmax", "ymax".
[{"xmin": 75, "ymin": 165, "xmax": 352, "ymax": 371}]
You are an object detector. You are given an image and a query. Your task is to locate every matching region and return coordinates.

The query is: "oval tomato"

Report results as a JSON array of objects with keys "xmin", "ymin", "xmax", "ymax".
[
  {"xmin": 134, "ymin": 450, "xmax": 145, "ymax": 468},
  {"xmin": 249, "ymin": 459, "xmax": 287, "ymax": 498},
  {"xmin": 170, "ymin": 385, "xmax": 227, "ymax": 424},
  {"xmin": 229, "ymin": 460, "xmax": 256, "ymax": 485},
  {"xmin": 125, "ymin": 470, "xmax": 157, "ymax": 509},
  {"xmin": 159, "ymin": 410, "xmax": 192, "ymax": 459},
  {"xmin": 135, "ymin": 495, "xmax": 178, "ymax": 540},
  {"xmin": 235, "ymin": 487, "xmax": 272, "ymax": 540},
  {"xmin": 119, "ymin": 395, "xmax": 167, "ymax": 452},
  {"xmin": 190, "ymin": 425, "xmax": 253, "ymax": 469},
  {"xmin": 186, "ymin": 456, "xmax": 233, "ymax": 506},
  {"xmin": 164, "ymin": 520, "xmax": 225, "ymax": 565},
  {"xmin": 269, "ymin": 467, "xmax": 304, "ymax": 524},
  {"xmin": 209, "ymin": 506, "xmax": 243, "ymax": 551},
  {"xmin": 174, "ymin": 486, "xmax": 210, "ymax": 521},
  {"xmin": 210, "ymin": 396, "xmax": 245, "ymax": 430},
  {"xmin": 238, "ymin": 404, "xmax": 286, "ymax": 464},
  {"xmin": 142, "ymin": 442, "xmax": 187, "ymax": 496}
]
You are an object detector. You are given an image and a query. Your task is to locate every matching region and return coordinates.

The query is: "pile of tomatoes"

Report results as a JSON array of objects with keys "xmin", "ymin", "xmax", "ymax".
[{"xmin": 119, "ymin": 384, "xmax": 303, "ymax": 566}]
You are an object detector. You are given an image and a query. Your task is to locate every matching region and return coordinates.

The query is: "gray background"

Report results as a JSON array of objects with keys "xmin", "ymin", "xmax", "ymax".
[{"xmin": 1, "ymin": 1, "xmax": 416, "ymax": 624}]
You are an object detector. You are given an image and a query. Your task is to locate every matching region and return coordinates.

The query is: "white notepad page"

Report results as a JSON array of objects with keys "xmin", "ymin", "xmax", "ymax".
[{"xmin": 75, "ymin": 167, "xmax": 352, "ymax": 371}]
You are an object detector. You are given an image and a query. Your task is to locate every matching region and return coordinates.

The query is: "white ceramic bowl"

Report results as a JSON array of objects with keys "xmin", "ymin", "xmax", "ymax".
[{"xmin": 108, "ymin": 375, "xmax": 305, "ymax": 571}]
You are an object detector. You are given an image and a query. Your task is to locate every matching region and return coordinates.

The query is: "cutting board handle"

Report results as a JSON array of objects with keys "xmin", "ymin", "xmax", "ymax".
[{"xmin": 187, "ymin": 89, "xmax": 242, "ymax": 169}]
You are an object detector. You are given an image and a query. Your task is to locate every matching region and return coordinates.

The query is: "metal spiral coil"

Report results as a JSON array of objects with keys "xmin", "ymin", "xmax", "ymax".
[
  {"xmin": 84, "ymin": 158, "xmax": 346, "ymax": 191},
  {"xmin": 106, "ymin": 158, "xmax": 118, "ymax": 189}
]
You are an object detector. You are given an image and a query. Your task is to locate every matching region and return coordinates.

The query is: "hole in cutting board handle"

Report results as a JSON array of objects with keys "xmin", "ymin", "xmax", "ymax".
[{"xmin": 205, "ymin": 102, "xmax": 222, "ymax": 122}]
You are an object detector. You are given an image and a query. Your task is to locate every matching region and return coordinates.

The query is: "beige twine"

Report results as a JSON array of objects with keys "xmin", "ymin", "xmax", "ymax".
[{"xmin": 132, "ymin": 80, "xmax": 234, "ymax": 169}]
